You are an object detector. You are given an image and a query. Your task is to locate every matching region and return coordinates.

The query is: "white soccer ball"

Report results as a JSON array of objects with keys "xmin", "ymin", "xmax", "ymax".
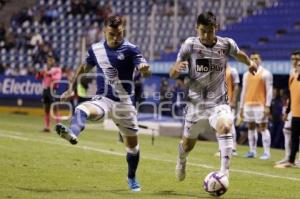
[{"xmin": 203, "ymin": 171, "xmax": 229, "ymax": 197}]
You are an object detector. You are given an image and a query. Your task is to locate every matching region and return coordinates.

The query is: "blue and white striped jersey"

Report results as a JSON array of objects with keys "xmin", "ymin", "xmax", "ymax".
[{"xmin": 85, "ymin": 40, "xmax": 147, "ymax": 104}]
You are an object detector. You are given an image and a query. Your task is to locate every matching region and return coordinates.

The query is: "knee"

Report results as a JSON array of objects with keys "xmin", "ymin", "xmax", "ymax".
[
  {"xmin": 216, "ymin": 116, "xmax": 233, "ymax": 135},
  {"xmin": 259, "ymin": 123, "xmax": 267, "ymax": 131},
  {"xmin": 181, "ymin": 140, "xmax": 195, "ymax": 152},
  {"xmin": 248, "ymin": 122, "xmax": 256, "ymax": 130}
]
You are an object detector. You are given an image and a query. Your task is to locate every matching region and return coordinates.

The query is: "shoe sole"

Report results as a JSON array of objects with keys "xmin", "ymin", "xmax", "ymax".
[{"xmin": 56, "ymin": 124, "xmax": 78, "ymax": 145}]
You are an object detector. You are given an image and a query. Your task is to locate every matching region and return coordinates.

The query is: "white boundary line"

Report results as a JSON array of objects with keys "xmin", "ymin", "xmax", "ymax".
[{"xmin": 1, "ymin": 130, "xmax": 300, "ymax": 182}]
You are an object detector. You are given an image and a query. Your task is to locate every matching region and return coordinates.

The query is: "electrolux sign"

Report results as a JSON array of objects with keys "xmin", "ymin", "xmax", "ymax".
[{"xmin": 0, "ymin": 75, "xmax": 43, "ymax": 99}]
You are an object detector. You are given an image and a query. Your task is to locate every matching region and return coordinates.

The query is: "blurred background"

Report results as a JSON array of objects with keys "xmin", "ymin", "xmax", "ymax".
[{"xmin": 0, "ymin": 0, "xmax": 299, "ymax": 148}]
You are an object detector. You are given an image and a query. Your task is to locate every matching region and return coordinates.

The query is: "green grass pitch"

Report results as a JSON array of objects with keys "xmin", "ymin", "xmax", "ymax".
[{"xmin": 0, "ymin": 112, "xmax": 300, "ymax": 199}]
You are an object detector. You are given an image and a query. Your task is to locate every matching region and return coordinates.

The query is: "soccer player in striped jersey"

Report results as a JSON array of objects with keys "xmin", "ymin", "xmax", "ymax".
[
  {"xmin": 240, "ymin": 52, "xmax": 273, "ymax": 160},
  {"xmin": 170, "ymin": 11, "xmax": 257, "ymax": 181},
  {"xmin": 55, "ymin": 15, "xmax": 151, "ymax": 192}
]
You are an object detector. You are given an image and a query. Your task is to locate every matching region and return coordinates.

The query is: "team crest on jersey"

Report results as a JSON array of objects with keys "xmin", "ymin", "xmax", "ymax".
[{"xmin": 117, "ymin": 52, "xmax": 125, "ymax": 60}]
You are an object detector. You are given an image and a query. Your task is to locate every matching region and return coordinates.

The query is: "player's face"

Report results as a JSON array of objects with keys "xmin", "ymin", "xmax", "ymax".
[
  {"xmin": 197, "ymin": 24, "xmax": 216, "ymax": 46},
  {"xmin": 291, "ymin": 54, "xmax": 297, "ymax": 68},
  {"xmin": 47, "ymin": 57, "xmax": 55, "ymax": 67},
  {"xmin": 104, "ymin": 26, "xmax": 124, "ymax": 48},
  {"xmin": 250, "ymin": 54, "xmax": 261, "ymax": 66}
]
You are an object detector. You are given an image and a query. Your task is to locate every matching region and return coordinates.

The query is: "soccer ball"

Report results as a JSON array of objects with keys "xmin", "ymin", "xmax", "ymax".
[{"xmin": 203, "ymin": 171, "xmax": 229, "ymax": 197}]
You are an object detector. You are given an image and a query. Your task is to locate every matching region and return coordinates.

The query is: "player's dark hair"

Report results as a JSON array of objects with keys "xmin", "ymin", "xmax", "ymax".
[
  {"xmin": 104, "ymin": 15, "xmax": 125, "ymax": 28},
  {"xmin": 197, "ymin": 11, "xmax": 217, "ymax": 26},
  {"xmin": 250, "ymin": 51, "xmax": 261, "ymax": 57},
  {"xmin": 291, "ymin": 50, "xmax": 300, "ymax": 55}
]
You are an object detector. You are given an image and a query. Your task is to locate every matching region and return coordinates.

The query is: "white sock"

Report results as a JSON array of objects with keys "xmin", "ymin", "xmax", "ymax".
[
  {"xmin": 178, "ymin": 141, "xmax": 188, "ymax": 162},
  {"xmin": 283, "ymin": 128, "xmax": 291, "ymax": 159},
  {"xmin": 218, "ymin": 134, "xmax": 233, "ymax": 177},
  {"xmin": 261, "ymin": 129, "xmax": 271, "ymax": 155},
  {"xmin": 231, "ymin": 124, "xmax": 237, "ymax": 151},
  {"xmin": 248, "ymin": 129, "xmax": 257, "ymax": 153}
]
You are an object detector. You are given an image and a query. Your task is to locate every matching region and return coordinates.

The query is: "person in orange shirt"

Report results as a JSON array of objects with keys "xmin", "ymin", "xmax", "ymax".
[
  {"xmin": 275, "ymin": 51, "xmax": 298, "ymax": 164},
  {"xmin": 275, "ymin": 52, "xmax": 300, "ymax": 168},
  {"xmin": 240, "ymin": 52, "xmax": 273, "ymax": 159}
]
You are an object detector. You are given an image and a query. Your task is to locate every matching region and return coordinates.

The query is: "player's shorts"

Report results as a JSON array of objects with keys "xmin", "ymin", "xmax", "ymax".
[
  {"xmin": 78, "ymin": 96, "xmax": 138, "ymax": 136},
  {"xmin": 183, "ymin": 104, "xmax": 234, "ymax": 139},
  {"xmin": 284, "ymin": 112, "xmax": 292, "ymax": 129},
  {"xmin": 243, "ymin": 105, "xmax": 267, "ymax": 124},
  {"xmin": 42, "ymin": 88, "xmax": 56, "ymax": 104}
]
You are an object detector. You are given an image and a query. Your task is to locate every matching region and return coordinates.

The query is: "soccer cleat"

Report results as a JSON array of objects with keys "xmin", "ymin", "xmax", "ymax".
[
  {"xmin": 244, "ymin": 151, "xmax": 256, "ymax": 158},
  {"xmin": 55, "ymin": 123, "xmax": 78, "ymax": 145},
  {"xmin": 175, "ymin": 157, "xmax": 186, "ymax": 181},
  {"xmin": 275, "ymin": 158, "xmax": 289, "ymax": 165},
  {"xmin": 128, "ymin": 177, "xmax": 141, "ymax": 192},
  {"xmin": 259, "ymin": 153, "xmax": 270, "ymax": 160},
  {"xmin": 274, "ymin": 162, "xmax": 295, "ymax": 168}
]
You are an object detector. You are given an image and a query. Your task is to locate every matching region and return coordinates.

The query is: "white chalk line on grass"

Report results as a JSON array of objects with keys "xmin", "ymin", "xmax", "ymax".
[{"xmin": 1, "ymin": 129, "xmax": 300, "ymax": 182}]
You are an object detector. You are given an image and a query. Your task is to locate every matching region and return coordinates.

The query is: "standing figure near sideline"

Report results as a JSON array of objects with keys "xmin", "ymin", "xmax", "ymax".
[
  {"xmin": 275, "ymin": 51, "xmax": 298, "ymax": 165},
  {"xmin": 226, "ymin": 65, "xmax": 240, "ymax": 155},
  {"xmin": 240, "ymin": 52, "xmax": 273, "ymax": 160},
  {"xmin": 55, "ymin": 15, "xmax": 151, "ymax": 191},
  {"xmin": 275, "ymin": 52, "xmax": 300, "ymax": 168},
  {"xmin": 36, "ymin": 53, "xmax": 62, "ymax": 132},
  {"xmin": 170, "ymin": 11, "xmax": 257, "ymax": 181}
]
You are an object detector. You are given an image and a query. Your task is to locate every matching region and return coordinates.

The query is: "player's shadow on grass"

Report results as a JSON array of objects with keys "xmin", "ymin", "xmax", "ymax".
[
  {"xmin": 151, "ymin": 190, "xmax": 208, "ymax": 198},
  {"xmin": 16, "ymin": 187, "xmax": 93, "ymax": 194}
]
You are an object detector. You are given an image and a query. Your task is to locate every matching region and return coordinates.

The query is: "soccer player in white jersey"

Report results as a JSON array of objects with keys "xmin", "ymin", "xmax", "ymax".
[
  {"xmin": 55, "ymin": 15, "xmax": 151, "ymax": 192},
  {"xmin": 240, "ymin": 52, "xmax": 273, "ymax": 160},
  {"xmin": 170, "ymin": 11, "xmax": 257, "ymax": 181},
  {"xmin": 275, "ymin": 51, "xmax": 299, "ymax": 165}
]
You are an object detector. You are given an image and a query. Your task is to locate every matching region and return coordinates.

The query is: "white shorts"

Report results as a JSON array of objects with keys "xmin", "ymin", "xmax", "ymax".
[
  {"xmin": 243, "ymin": 105, "xmax": 267, "ymax": 124},
  {"xmin": 79, "ymin": 96, "xmax": 138, "ymax": 136},
  {"xmin": 183, "ymin": 104, "xmax": 234, "ymax": 139},
  {"xmin": 284, "ymin": 112, "xmax": 292, "ymax": 129}
]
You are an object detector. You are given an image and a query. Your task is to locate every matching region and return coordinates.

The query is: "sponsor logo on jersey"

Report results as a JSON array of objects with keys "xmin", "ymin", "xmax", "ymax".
[{"xmin": 196, "ymin": 64, "xmax": 223, "ymax": 72}]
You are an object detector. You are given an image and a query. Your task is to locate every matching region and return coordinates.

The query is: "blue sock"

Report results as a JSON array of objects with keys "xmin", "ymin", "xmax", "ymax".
[
  {"xmin": 126, "ymin": 151, "xmax": 140, "ymax": 179},
  {"xmin": 70, "ymin": 109, "xmax": 88, "ymax": 136}
]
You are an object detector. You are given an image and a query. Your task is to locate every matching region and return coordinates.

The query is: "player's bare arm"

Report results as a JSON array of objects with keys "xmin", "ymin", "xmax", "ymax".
[
  {"xmin": 61, "ymin": 63, "xmax": 93, "ymax": 102},
  {"xmin": 138, "ymin": 63, "xmax": 152, "ymax": 77},
  {"xmin": 235, "ymin": 50, "xmax": 257, "ymax": 75},
  {"xmin": 169, "ymin": 61, "xmax": 188, "ymax": 79}
]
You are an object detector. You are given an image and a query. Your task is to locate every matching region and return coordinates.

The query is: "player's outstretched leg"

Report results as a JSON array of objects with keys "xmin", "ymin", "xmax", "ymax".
[
  {"xmin": 215, "ymin": 113, "xmax": 233, "ymax": 178},
  {"xmin": 175, "ymin": 138, "xmax": 196, "ymax": 181},
  {"xmin": 125, "ymin": 136, "xmax": 141, "ymax": 192},
  {"xmin": 176, "ymin": 140, "xmax": 187, "ymax": 181},
  {"xmin": 56, "ymin": 106, "xmax": 88, "ymax": 145}
]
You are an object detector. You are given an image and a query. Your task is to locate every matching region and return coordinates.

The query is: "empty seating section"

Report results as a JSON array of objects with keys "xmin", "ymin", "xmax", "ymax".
[
  {"xmin": 219, "ymin": 0, "xmax": 300, "ymax": 60},
  {"xmin": 1, "ymin": 0, "xmax": 299, "ymax": 69}
]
